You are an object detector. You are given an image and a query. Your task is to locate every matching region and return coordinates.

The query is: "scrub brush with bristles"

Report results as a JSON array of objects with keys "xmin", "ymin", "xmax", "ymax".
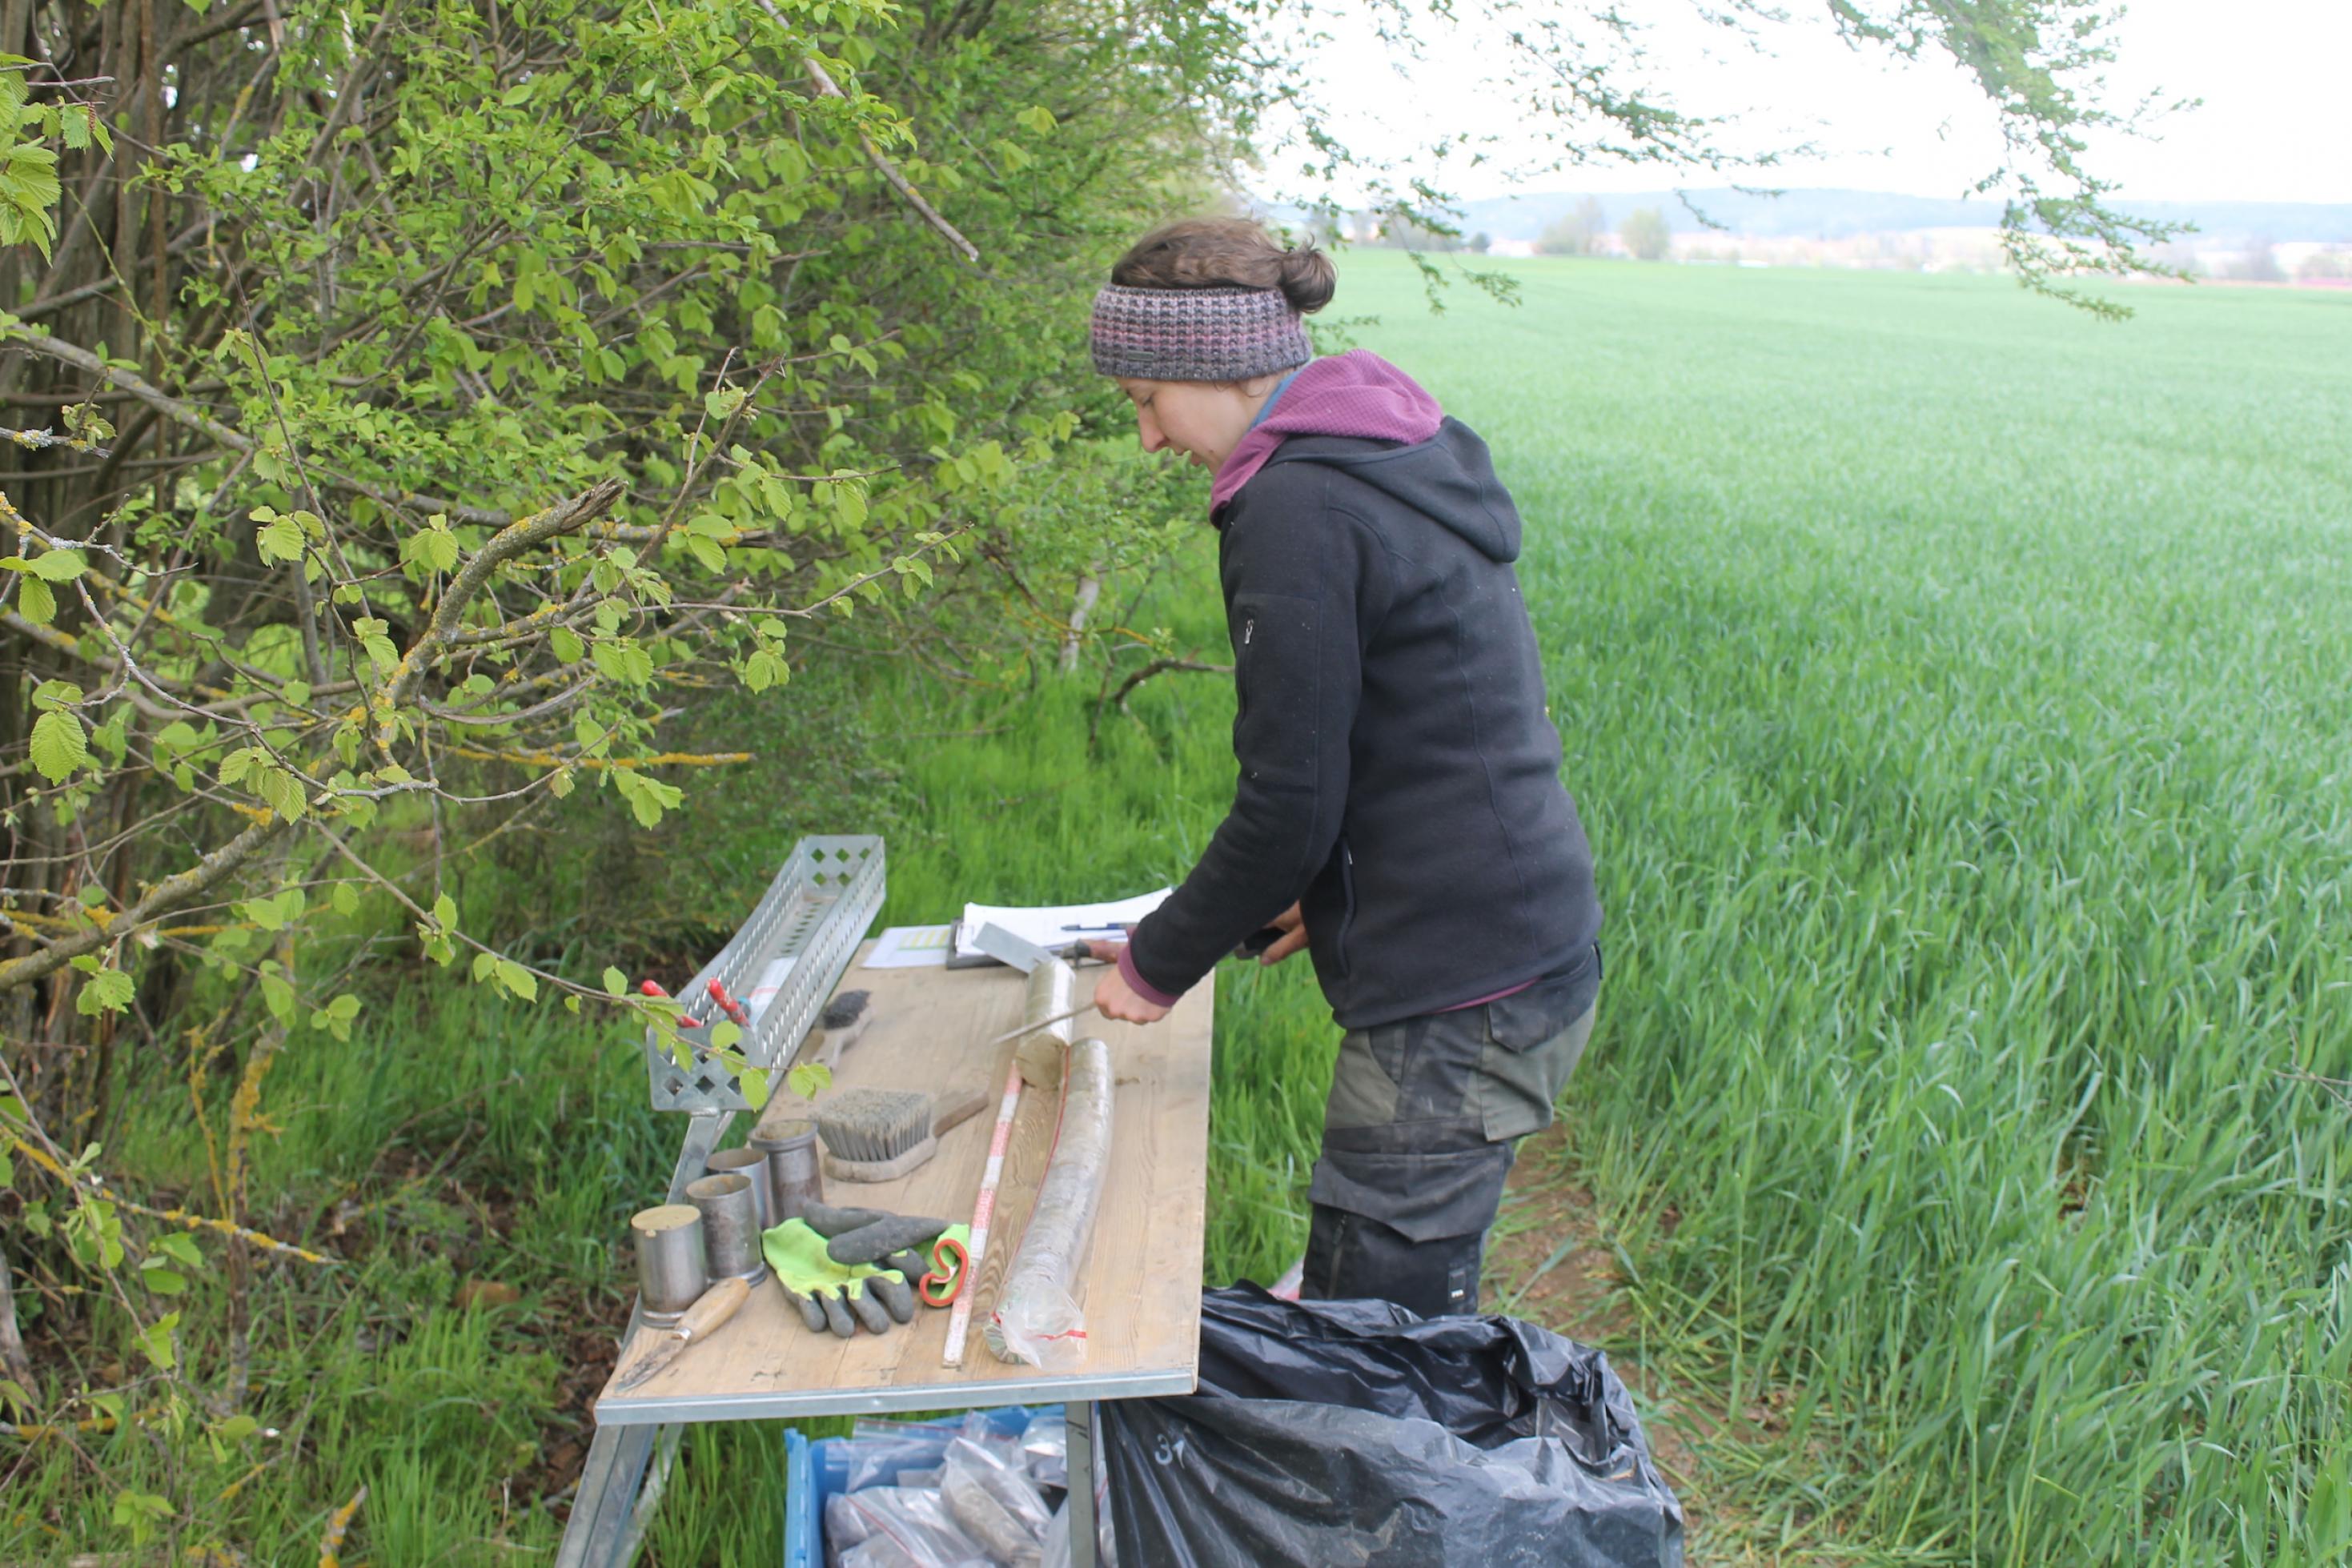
[
  {"xmin": 817, "ymin": 1086, "xmax": 991, "ymax": 1182},
  {"xmin": 805, "ymin": 989, "xmax": 873, "ymax": 1071}
]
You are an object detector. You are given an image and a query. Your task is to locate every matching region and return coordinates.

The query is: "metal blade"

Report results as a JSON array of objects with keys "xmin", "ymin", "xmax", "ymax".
[
  {"xmin": 611, "ymin": 1330, "xmax": 687, "ymax": 1395},
  {"xmin": 970, "ymin": 920, "xmax": 1054, "ymax": 975},
  {"xmin": 981, "ymin": 1000, "xmax": 1098, "ymax": 1049}
]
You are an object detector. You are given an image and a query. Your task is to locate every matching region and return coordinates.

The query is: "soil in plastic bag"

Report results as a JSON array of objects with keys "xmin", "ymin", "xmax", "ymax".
[{"xmin": 1099, "ymin": 1285, "xmax": 1684, "ymax": 1568}]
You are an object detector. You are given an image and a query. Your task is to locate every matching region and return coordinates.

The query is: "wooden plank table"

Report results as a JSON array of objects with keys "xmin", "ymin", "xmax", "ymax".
[{"xmin": 593, "ymin": 945, "xmax": 1214, "ymax": 1426}]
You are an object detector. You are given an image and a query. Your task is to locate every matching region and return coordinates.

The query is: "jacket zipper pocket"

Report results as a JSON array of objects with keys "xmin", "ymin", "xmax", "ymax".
[{"xmin": 1335, "ymin": 840, "xmax": 1357, "ymax": 978}]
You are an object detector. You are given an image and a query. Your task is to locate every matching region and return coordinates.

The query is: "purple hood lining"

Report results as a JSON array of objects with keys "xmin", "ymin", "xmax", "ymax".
[{"xmin": 1210, "ymin": 351, "xmax": 1446, "ymax": 518}]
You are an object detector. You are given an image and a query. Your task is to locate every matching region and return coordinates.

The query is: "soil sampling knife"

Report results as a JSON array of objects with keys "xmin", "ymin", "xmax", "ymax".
[
  {"xmin": 611, "ymin": 1276, "xmax": 749, "ymax": 1394},
  {"xmin": 980, "ymin": 1001, "xmax": 1098, "ymax": 1049}
]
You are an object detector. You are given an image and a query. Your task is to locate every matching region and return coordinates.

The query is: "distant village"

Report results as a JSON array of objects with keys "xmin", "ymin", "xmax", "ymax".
[{"xmin": 1321, "ymin": 191, "xmax": 2352, "ymax": 286}]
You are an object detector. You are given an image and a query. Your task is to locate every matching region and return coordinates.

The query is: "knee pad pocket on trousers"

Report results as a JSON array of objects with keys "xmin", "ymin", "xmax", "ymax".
[{"xmin": 1306, "ymin": 1140, "xmax": 1512, "ymax": 1243}]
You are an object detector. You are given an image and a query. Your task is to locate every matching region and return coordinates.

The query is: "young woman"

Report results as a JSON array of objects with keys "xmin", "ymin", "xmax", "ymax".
[{"xmin": 1088, "ymin": 218, "xmax": 1603, "ymax": 1317}]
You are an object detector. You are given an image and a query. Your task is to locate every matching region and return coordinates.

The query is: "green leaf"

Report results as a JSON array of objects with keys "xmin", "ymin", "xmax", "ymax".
[
  {"xmin": 29, "ymin": 708, "xmax": 86, "ymax": 782},
  {"xmin": 134, "ymin": 1312, "xmax": 179, "ymax": 1372},
  {"xmin": 786, "ymin": 1061, "xmax": 833, "ymax": 1102},
  {"xmin": 29, "ymin": 548, "xmax": 83, "ymax": 582},
  {"xmin": 112, "ymin": 1490, "xmax": 171, "ymax": 1545},
  {"xmin": 743, "ymin": 646, "xmax": 788, "ymax": 693},
  {"xmin": 331, "ymin": 882, "xmax": 359, "ymax": 916},
  {"xmin": 74, "ymin": 964, "xmax": 134, "ymax": 1016},
  {"xmin": 494, "ymin": 957, "xmax": 538, "ymax": 1001},
  {"xmin": 15, "ymin": 575, "xmax": 53, "ymax": 624},
  {"xmin": 255, "ymin": 764, "xmax": 307, "ymax": 823},
  {"xmin": 138, "ymin": 1259, "xmax": 187, "ymax": 1296},
  {"xmin": 741, "ymin": 1066, "xmax": 771, "ymax": 1111},
  {"xmin": 432, "ymin": 892, "xmax": 458, "ymax": 928},
  {"xmin": 710, "ymin": 1019, "xmax": 742, "ymax": 1050},
  {"xmin": 591, "ymin": 639, "xmax": 654, "ymax": 686},
  {"xmin": 310, "ymin": 993, "xmax": 361, "ymax": 1040},
  {"xmin": 258, "ymin": 964, "xmax": 295, "ymax": 1022},
  {"xmin": 255, "ymin": 515, "xmax": 304, "ymax": 564},
  {"xmin": 602, "ymin": 965, "xmax": 627, "ymax": 997},
  {"xmin": 401, "ymin": 523, "xmax": 460, "ymax": 574},
  {"xmin": 240, "ymin": 888, "xmax": 304, "ymax": 932},
  {"xmin": 155, "ymin": 1233, "xmax": 204, "ymax": 1269},
  {"xmin": 612, "ymin": 767, "xmax": 683, "ymax": 828},
  {"xmin": 704, "ymin": 387, "xmax": 747, "ymax": 421},
  {"xmin": 550, "ymin": 625, "xmax": 584, "ymax": 664}
]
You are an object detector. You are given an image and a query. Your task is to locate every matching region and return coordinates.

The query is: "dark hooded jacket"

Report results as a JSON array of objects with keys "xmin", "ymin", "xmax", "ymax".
[{"xmin": 1123, "ymin": 368, "xmax": 1602, "ymax": 1029}]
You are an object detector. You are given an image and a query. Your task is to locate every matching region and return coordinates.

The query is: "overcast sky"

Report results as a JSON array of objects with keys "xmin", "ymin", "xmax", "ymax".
[{"xmin": 1278, "ymin": 0, "xmax": 2347, "ymax": 207}]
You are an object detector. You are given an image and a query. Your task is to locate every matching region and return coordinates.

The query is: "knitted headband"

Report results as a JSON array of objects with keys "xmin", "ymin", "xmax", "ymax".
[{"xmin": 1090, "ymin": 284, "xmax": 1312, "ymax": 383}]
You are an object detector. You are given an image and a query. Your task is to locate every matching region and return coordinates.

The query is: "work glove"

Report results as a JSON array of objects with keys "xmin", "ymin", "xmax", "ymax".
[
  {"xmin": 762, "ymin": 1214, "xmax": 968, "ymax": 1337},
  {"xmin": 762, "ymin": 1217, "xmax": 896, "ymax": 1336}
]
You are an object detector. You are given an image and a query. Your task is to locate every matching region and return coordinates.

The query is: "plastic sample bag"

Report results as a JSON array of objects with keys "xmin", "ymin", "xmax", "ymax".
[
  {"xmin": 823, "ymin": 1485, "xmax": 985, "ymax": 1568},
  {"xmin": 939, "ymin": 1434, "xmax": 1054, "ymax": 1565},
  {"xmin": 1098, "ymin": 1285, "xmax": 1684, "ymax": 1568},
  {"xmin": 1021, "ymin": 1410, "xmax": 1068, "ymax": 1490},
  {"xmin": 987, "ymin": 1038, "xmax": 1114, "ymax": 1369}
]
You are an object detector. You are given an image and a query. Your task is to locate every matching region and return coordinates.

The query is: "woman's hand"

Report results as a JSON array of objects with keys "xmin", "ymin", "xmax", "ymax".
[
  {"xmin": 1094, "ymin": 961, "xmax": 1172, "ymax": 1025},
  {"xmin": 1258, "ymin": 901, "xmax": 1310, "ymax": 964}
]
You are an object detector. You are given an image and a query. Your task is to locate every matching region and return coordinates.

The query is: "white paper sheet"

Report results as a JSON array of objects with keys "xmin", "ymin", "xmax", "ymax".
[
  {"xmin": 954, "ymin": 888, "xmax": 1173, "ymax": 960},
  {"xmin": 744, "ymin": 956, "xmax": 797, "ymax": 1021},
  {"xmin": 861, "ymin": 924, "xmax": 957, "ymax": 969}
]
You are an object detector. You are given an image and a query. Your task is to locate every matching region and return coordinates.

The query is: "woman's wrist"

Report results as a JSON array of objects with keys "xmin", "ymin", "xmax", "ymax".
[{"xmin": 1117, "ymin": 944, "xmax": 1184, "ymax": 1009}]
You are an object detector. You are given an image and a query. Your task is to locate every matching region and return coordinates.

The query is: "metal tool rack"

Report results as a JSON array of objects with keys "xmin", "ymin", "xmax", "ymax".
[{"xmin": 558, "ymin": 836, "xmax": 886, "ymax": 1566}]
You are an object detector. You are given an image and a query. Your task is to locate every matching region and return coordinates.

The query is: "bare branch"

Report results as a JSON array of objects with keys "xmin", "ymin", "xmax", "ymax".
[
  {"xmin": 0, "ymin": 814, "xmax": 292, "ymax": 994},
  {"xmin": 377, "ymin": 477, "xmax": 627, "ymax": 737},
  {"xmin": 793, "ymin": 46, "xmax": 980, "ymax": 264}
]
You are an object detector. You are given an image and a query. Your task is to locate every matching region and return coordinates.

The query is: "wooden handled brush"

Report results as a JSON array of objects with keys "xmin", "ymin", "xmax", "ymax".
[{"xmin": 816, "ymin": 1086, "xmax": 990, "ymax": 1182}]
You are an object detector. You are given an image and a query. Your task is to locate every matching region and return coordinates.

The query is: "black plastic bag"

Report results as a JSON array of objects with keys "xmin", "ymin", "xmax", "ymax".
[{"xmin": 1099, "ymin": 1285, "xmax": 1683, "ymax": 1567}]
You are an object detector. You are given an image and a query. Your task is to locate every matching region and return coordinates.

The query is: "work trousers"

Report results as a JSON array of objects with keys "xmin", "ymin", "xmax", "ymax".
[{"xmin": 1300, "ymin": 952, "xmax": 1599, "ymax": 1318}]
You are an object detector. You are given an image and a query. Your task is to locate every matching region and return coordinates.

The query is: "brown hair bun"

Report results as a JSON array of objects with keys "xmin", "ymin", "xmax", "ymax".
[{"xmin": 1111, "ymin": 218, "xmax": 1336, "ymax": 315}]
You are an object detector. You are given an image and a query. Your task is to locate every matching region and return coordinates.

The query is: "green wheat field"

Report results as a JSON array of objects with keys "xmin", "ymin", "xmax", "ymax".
[{"xmin": 12, "ymin": 257, "xmax": 2348, "ymax": 1563}]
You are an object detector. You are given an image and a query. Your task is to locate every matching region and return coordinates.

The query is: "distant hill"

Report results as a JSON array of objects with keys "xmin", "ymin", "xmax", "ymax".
[{"xmin": 1443, "ymin": 187, "xmax": 2352, "ymax": 244}]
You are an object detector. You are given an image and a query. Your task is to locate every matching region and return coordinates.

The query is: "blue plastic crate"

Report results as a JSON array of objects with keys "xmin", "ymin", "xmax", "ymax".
[{"xmin": 781, "ymin": 1405, "xmax": 1052, "ymax": 1568}]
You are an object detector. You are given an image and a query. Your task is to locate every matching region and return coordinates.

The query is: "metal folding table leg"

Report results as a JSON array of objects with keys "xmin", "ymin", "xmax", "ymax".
[
  {"xmin": 556, "ymin": 1424, "xmax": 653, "ymax": 1568},
  {"xmin": 557, "ymin": 1113, "xmax": 732, "ymax": 1565},
  {"xmin": 1069, "ymin": 1399, "xmax": 1096, "ymax": 1568}
]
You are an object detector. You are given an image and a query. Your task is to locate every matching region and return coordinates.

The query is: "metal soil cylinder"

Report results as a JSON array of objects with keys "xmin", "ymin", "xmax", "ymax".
[
  {"xmin": 685, "ymin": 1172, "xmax": 768, "ymax": 1285},
  {"xmin": 751, "ymin": 1118, "xmax": 824, "ymax": 1224},
  {"xmin": 629, "ymin": 1203, "xmax": 706, "ymax": 1325},
  {"xmin": 704, "ymin": 1145, "xmax": 774, "ymax": 1230}
]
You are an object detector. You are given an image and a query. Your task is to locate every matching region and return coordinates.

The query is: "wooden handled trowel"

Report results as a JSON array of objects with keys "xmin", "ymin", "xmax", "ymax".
[{"xmin": 612, "ymin": 1276, "xmax": 749, "ymax": 1394}]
